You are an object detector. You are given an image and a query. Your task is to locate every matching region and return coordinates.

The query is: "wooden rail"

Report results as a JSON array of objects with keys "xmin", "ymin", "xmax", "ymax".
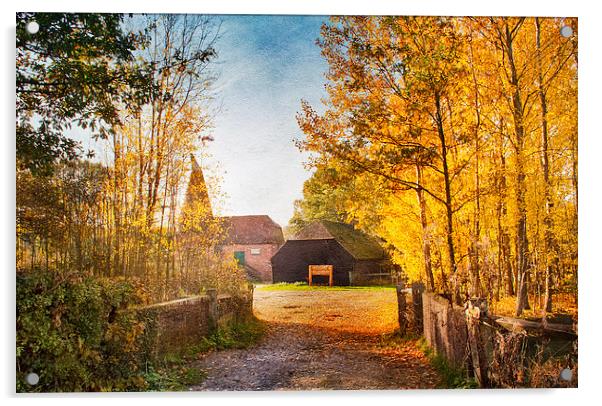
[{"xmin": 493, "ymin": 316, "xmax": 576, "ymax": 335}]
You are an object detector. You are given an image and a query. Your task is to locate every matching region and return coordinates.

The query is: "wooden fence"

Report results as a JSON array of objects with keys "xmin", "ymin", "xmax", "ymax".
[{"xmin": 395, "ymin": 285, "xmax": 577, "ymax": 387}]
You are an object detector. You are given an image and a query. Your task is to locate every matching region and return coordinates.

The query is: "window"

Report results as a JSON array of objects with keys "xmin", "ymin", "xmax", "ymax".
[
  {"xmin": 234, "ymin": 251, "xmax": 245, "ymax": 266},
  {"xmin": 250, "ymin": 248, "xmax": 261, "ymax": 255}
]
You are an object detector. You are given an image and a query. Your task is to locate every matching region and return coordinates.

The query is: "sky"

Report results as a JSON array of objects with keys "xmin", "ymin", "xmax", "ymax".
[
  {"xmin": 205, "ymin": 15, "xmax": 329, "ymax": 227},
  {"xmin": 66, "ymin": 15, "xmax": 329, "ymax": 227}
]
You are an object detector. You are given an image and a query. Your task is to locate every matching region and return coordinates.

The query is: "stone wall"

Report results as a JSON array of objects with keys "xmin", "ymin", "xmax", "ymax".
[
  {"xmin": 216, "ymin": 293, "xmax": 252, "ymax": 328},
  {"xmin": 137, "ymin": 290, "xmax": 253, "ymax": 359},
  {"xmin": 422, "ymin": 292, "xmax": 469, "ymax": 369}
]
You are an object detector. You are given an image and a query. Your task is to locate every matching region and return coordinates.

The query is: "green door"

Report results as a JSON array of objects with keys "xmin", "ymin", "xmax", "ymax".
[{"xmin": 234, "ymin": 251, "xmax": 245, "ymax": 266}]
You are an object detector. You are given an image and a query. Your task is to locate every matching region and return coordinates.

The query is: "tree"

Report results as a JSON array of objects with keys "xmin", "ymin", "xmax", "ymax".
[
  {"xmin": 15, "ymin": 13, "xmax": 244, "ymax": 302},
  {"xmin": 297, "ymin": 17, "xmax": 471, "ymax": 298},
  {"xmin": 296, "ymin": 16, "xmax": 577, "ymax": 314},
  {"xmin": 16, "ymin": 12, "xmax": 154, "ymax": 174},
  {"xmin": 288, "ymin": 166, "xmax": 352, "ymax": 234}
]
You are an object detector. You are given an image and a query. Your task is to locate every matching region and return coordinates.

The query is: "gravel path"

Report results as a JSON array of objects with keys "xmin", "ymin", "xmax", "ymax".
[{"xmin": 190, "ymin": 288, "xmax": 440, "ymax": 391}]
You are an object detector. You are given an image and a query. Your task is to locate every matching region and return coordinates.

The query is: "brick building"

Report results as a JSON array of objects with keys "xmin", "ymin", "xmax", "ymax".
[
  {"xmin": 184, "ymin": 156, "xmax": 284, "ymax": 282},
  {"xmin": 220, "ymin": 215, "xmax": 285, "ymax": 282}
]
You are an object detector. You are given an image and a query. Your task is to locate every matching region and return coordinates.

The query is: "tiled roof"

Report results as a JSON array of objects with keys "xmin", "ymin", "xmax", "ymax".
[{"xmin": 221, "ymin": 215, "xmax": 284, "ymax": 245}]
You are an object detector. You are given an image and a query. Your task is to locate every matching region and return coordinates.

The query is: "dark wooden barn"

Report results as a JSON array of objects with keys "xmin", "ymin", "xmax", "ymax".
[{"xmin": 271, "ymin": 221, "xmax": 395, "ymax": 286}]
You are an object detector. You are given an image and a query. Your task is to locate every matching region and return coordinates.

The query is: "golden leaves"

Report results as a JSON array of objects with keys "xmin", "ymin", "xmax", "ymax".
[{"xmin": 296, "ymin": 17, "xmax": 577, "ymax": 304}]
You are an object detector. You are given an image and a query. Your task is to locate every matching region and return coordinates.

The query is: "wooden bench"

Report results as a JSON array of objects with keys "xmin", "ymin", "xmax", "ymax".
[{"xmin": 308, "ymin": 265, "xmax": 333, "ymax": 287}]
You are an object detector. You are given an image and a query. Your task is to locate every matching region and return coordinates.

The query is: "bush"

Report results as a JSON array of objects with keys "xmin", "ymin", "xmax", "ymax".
[
  {"xmin": 528, "ymin": 355, "xmax": 577, "ymax": 388},
  {"xmin": 16, "ymin": 270, "xmax": 147, "ymax": 392},
  {"xmin": 143, "ymin": 362, "xmax": 206, "ymax": 392},
  {"xmin": 488, "ymin": 330, "xmax": 578, "ymax": 388}
]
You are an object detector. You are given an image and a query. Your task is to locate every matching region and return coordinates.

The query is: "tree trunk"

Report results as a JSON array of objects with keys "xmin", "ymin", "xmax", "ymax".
[
  {"xmin": 415, "ymin": 164, "xmax": 435, "ymax": 292},
  {"xmin": 469, "ymin": 37, "xmax": 482, "ymax": 298},
  {"xmin": 31, "ymin": 238, "xmax": 36, "ymax": 270},
  {"xmin": 501, "ymin": 19, "xmax": 530, "ymax": 316},
  {"xmin": 536, "ymin": 18, "xmax": 556, "ymax": 315},
  {"xmin": 45, "ymin": 238, "xmax": 49, "ymax": 271},
  {"xmin": 158, "ymin": 163, "xmax": 171, "ymax": 292},
  {"xmin": 434, "ymin": 93, "xmax": 458, "ymax": 303},
  {"xmin": 112, "ymin": 132, "xmax": 123, "ymax": 277},
  {"xmin": 496, "ymin": 129, "xmax": 514, "ymax": 297}
]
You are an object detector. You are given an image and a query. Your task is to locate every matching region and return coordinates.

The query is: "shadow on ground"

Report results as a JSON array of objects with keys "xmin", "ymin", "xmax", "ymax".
[{"xmin": 189, "ymin": 288, "xmax": 440, "ymax": 391}]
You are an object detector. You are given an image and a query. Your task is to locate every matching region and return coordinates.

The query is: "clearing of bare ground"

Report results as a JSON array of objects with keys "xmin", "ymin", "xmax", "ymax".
[{"xmin": 189, "ymin": 287, "xmax": 440, "ymax": 391}]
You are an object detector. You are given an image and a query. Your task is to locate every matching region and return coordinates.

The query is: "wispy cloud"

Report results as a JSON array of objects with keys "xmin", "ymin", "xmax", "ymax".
[{"xmin": 206, "ymin": 15, "xmax": 329, "ymax": 227}]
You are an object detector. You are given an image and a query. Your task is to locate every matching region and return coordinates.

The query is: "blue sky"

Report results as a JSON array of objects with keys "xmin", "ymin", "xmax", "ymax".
[
  {"xmin": 66, "ymin": 15, "xmax": 329, "ymax": 228},
  {"xmin": 205, "ymin": 15, "xmax": 329, "ymax": 226}
]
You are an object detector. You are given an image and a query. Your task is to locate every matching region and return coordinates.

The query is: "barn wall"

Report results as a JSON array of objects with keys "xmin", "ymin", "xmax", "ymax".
[
  {"xmin": 348, "ymin": 260, "xmax": 400, "ymax": 286},
  {"xmin": 271, "ymin": 239, "xmax": 354, "ymax": 285},
  {"xmin": 221, "ymin": 243, "xmax": 280, "ymax": 282}
]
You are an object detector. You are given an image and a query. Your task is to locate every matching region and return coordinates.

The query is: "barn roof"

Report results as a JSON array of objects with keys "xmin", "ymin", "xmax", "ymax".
[
  {"xmin": 221, "ymin": 215, "xmax": 284, "ymax": 245},
  {"xmin": 292, "ymin": 220, "xmax": 385, "ymax": 260}
]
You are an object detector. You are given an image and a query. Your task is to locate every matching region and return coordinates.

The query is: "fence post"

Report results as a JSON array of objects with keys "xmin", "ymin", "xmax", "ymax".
[
  {"xmin": 207, "ymin": 288, "xmax": 218, "ymax": 334},
  {"xmin": 396, "ymin": 283, "xmax": 407, "ymax": 336},
  {"xmin": 465, "ymin": 299, "xmax": 489, "ymax": 388},
  {"xmin": 411, "ymin": 282, "xmax": 425, "ymax": 333}
]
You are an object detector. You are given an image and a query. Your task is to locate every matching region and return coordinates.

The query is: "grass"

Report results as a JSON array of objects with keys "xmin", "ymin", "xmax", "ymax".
[
  {"xmin": 143, "ymin": 317, "xmax": 266, "ymax": 391},
  {"xmin": 144, "ymin": 362, "xmax": 206, "ymax": 392},
  {"xmin": 192, "ymin": 317, "xmax": 267, "ymax": 352},
  {"xmin": 417, "ymin": 337, "xmax": 478, "ymax": 389},
  {"xmin": 256, "ymin": 282, "xmax": 395, "ymax": 292},
  {"xmin": 377, "ymin": 330, "xmax": 421, "ymax": 347}
]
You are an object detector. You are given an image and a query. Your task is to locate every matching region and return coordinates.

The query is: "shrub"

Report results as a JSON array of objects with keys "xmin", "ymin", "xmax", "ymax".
[{"xmin": 16, "ymin": 270, "xmax": 147, "ymax": 392}]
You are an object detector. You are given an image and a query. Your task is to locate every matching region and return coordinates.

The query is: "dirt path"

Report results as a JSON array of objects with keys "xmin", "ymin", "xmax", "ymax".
[{"xmin": 190, "ymin": 288, "xmax": 440, "ymax": 391}]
